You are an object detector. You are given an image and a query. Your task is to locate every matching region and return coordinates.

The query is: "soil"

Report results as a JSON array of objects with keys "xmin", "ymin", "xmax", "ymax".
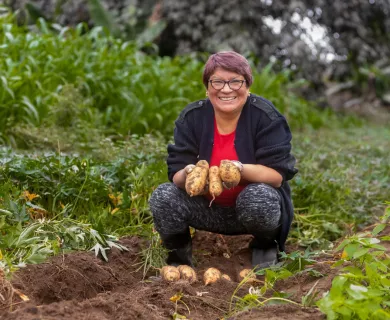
[{"xmin": 0, "ymin": 231, "xmax": 354, "ymax": 320}]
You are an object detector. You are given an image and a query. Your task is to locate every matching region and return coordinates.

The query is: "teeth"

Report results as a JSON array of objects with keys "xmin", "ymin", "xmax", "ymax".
[{"xmin": 219, "ymin": 97, "xmax": 236, "ymax": 101}]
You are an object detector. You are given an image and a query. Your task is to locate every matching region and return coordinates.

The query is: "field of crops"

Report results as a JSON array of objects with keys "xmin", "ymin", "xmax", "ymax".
[{"xmin": 1, "ymin": 9, "xmax": 390, "ymax": 320}]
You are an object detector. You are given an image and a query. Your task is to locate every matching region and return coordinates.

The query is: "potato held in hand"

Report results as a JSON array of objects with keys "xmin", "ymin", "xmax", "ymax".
[
  {"xmin": 177, "ymin": 265, "xmax": 197, "ymax": 284},
  {"xmin": 185, "ymin": 160, "xmax": 209, "ymax": 197},
  {"xmin": 196, "ymin": 160, "xmax": 209, "ymax": 169},
  {"xmin": 161, "ymin": 266, "xmax": 180, "ymax": 282},
  {"xmin": 203, "ymin": 267, "xmax": 221, "ymax": 285},
  {"xmin": 219, "ymin": 160, "xmax": 241, "ymax": 188},
  {"xmin": 208, "ymin": 166, "xmax": 223, "ymax": 206}
]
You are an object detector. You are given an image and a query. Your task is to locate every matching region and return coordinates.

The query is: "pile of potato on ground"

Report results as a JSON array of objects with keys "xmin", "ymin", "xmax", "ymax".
[
  {"xmin": 160, "ymin": 266, "xmax": 256, "ymax": 285},
  {"xmin": 185, "ymin": 160, "xmax": 241, "ymax": 204}
]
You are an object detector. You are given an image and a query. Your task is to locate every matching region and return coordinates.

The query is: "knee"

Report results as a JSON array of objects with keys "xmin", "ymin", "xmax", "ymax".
[
  {"xmin": 149, "ymin": 182, "xmax": 181, "ymax": 215},
  {"xmin": 237, "ymin": 183, "xmax": 280, "ymax": 209},
  {"xmin": 236, "ymin": 183, "xmax": 281, "ymax": 230}
]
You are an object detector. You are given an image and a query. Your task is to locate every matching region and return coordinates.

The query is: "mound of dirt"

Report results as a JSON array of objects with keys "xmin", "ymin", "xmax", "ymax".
[{"xmin": 1, "ymin": 232, "xmax": 333, "ymax": 320}]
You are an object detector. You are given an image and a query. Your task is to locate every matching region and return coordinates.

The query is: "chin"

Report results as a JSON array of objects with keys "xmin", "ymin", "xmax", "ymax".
[{"xmin": 216, "ymin": 103, "xmax": 241, "ymax": 113}]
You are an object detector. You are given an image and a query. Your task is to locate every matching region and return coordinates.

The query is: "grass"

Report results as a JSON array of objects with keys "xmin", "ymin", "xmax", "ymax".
[{"xmin": 290, "ymin": 125, "xmax": 390, "ymax": 248}]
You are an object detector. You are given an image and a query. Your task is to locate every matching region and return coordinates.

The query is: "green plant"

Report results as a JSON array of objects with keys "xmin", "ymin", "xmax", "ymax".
[
  {"xmin": 228, "ymin": 251, "xmax": 319, "ymax": 316},
  {"xmin": 0, "ymin": 10, "xmax": 359, "ymax": 147},
  {"xmin": 317, "ymin": 204, "xmax": 390, "ymax": 319},
  {"xmin": 0, "ymin": 12, "xmax": 205, "ymax": 144},
  {"xmin": 0, "ymin": 212, "xmax": 128, "ymax": 276},
  {"xmin": 134, "ymin": 226, "xmax": 167, "ymax": 279}
]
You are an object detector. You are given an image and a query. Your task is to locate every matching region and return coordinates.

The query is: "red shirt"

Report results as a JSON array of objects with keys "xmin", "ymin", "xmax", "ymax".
[{"xmin": 205, "ymin": 119, "xmax": 246, "ymax": 207}]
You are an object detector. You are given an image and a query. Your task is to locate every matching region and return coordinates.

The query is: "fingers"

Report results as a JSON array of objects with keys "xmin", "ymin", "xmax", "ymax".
[
  {"xmin": 231, "ymin": 160, "xmax": 244, "ymax": 172},
  {"xmin": 184, "ymin": 161, "xmax": 243, "ymax": 192},
  {"xmin": 220, "ymin": 160, "xmax": 243, "ymax": 190},
  {"xmin": 184, "ymin": 164, "xmax": 196, "ymax": 174}
]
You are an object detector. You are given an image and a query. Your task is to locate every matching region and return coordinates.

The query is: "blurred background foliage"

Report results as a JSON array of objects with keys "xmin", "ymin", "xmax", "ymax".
[
  {"xmin": 3, "ymin": 0, "xmax": 390, "ymax": 121},
  {"xmin": 0, "ymin": 6, "xmax": 364, "ymax": 148}
]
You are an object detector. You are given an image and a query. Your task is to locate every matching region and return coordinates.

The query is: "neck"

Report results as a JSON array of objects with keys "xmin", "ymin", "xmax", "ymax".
[{"xmin": 214, "ymin": 110, "xmax": 241, "ymax": 134}]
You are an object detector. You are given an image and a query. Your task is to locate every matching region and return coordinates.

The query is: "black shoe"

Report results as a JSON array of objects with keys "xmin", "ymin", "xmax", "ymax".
[
  {"xmin": 252, "ymin": 246, "xmax": 278, "ymax": 269},
  {"xmin": 159, "ymin": 230, "xmax": 193, "ymax": 267},
  {"xmin": 250, "ymin": 228, "xmax": 280, "ymax": 269}
]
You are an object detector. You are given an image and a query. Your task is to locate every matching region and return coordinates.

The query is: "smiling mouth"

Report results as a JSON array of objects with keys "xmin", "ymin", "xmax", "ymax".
[{"xmin": 219, "ymin": 97, "xmax": 236, "ymax": 101}]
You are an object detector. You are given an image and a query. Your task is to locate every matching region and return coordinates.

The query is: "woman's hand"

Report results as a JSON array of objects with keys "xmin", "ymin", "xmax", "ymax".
[
  {"xmin": 184, "ymin": 164, "xmax": 196, "ymax": 174},
  {"xmin": 219, "ymin": 160, "xmax": 283, "ymax": 189},
  {"xmin": 173, "ymin": 165, "xmax": 193, "ymax": 189},
  {"xmin": 173, "ymin": 164, "xmax": 209, "ymax": 194},
  {"xmin": 221, "ymin": 160, "xmax": 243, "ymax": 189},
  {"xmin": 231, "ymin": 160, "xmax": 244, "ymax": 172}
]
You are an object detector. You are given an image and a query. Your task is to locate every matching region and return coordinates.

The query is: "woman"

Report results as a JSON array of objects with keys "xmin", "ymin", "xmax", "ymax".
[{"xmin": 149, "ymin": 51, "xmax": 298, "ymax": 269}]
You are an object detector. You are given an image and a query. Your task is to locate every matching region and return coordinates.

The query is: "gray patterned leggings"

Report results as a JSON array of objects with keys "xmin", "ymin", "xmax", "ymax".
[{"xmin": 149, "ymin": 182, "xmax": 282, "ymax": 242}]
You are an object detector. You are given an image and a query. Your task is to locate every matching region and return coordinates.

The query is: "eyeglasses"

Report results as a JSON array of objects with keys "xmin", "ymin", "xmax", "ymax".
[{"xmin": 208, "ymin": 79, "xmax": 246, "ymax": 91}]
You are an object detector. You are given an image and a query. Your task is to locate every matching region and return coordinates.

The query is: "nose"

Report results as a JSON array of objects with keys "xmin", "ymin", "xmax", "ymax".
[{"xmin": 221, "ymin": 82, "xmax": 233, "ymax": 92}]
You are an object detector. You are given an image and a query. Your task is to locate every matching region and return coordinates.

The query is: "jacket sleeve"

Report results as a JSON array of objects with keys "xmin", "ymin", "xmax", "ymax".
[
  {"xmin": 254, "ymin": 115, "xmax": 298, "ymax": 183},
  {"xmin": 167, "ymin": 116, "xmax": 199, "ymax": 182}
]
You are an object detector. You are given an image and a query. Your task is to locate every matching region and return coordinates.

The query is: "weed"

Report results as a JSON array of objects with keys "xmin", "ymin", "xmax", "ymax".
[{"xmin": 135, "ymin": 226, "xmax": 167, "ymax": 278}]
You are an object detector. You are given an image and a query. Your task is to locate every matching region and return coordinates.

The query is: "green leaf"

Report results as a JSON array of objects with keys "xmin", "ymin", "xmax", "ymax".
[
  {"xmin": 106, "ymin": 240, "xmax": 129, "ymax": 252},
  {"xmin": 337, "ymin": 305, "xmax": 353, "ymax": 317},
  {"xmin": 347, "ymin": 284, "xmax": 367, "ymax": 300},
  {"xmin": 25, "ymin": 2, "xmax": 48, "ymax": 23},
  {"xmin": 344, "ymin": 243, "xmax": 360, "ymax": 259},
  {"xmin": 136, "ymin": 20, "xmax": 167, "ymax": 48},
  {"xmin": 90, "ymin": 243, "xmax": 108, "ymax": 261},
  {"xmin": 372, "ymin": 224, "xmax": 386, "ymax": 236},
  {"xmin": 87, "ymin": 0, "xmax": 120, "ymax": 37},
  {"xmin": 331, "ymin": 276, "xmax": 348, "ymax": 294},
  {"xmin": 1, "ymin": 76, "xmax": 15, "ymax": 99},
  {"xmin": 342, "ymin": 266, "xmax": 364, "ymax": 277},
  {"xmin": 353, "ymin": 248, "xmax": 370, "ymax": 259},
  {"xmin": 332, "ymin": 259, "xmax": 345, "ymax": 268}
]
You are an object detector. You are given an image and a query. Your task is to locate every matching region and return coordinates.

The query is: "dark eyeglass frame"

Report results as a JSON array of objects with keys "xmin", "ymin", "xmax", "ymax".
[{"xmin": 208, "ymin": 79, "xmax": 246, "ymax": 91}]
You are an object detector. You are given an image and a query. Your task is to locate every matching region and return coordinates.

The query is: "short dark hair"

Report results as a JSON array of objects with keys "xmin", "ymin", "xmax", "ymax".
[{"xmin": 202, "ymin": 51, "xmax": 253, "ymax": 88}]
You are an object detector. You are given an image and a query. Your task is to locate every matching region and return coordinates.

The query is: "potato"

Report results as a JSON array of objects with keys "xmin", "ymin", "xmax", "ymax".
[
  {"xmin": 239, "ymin": 269, "xmax": 256, "ymax": 284},
  {"xmin": 185, "ymin": 160, "xmax": 209, "ymax": 197},
  {"xmin": 177, "ymin": 265, "xmax": 197, "ymax": 284},
  {"xmin": 221, "ymin": 274, "xmax": 231, "ymax": 281},
  {"xmin": 160, "ymin": 266, "xmax": 180, "ymax": 282},
  {"xmin": 203, "ymin": 267, "xmax": 221, "ymax": 285},
  {"xmin": 196, "ymin": 160, "xmax": 209, "ymax": 170},
  {"xmin": 219, "ymin": 160, "xmax": 241, "ymax": 188},
  {"xmin": 208, "ymin": 166, "xmax": 223, "ymax": 206}
]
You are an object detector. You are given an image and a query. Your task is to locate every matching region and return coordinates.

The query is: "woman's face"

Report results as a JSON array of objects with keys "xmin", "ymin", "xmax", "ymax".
[{"xmin": 207, "ymin": 68, "xmax": 249, "ymax": 115}]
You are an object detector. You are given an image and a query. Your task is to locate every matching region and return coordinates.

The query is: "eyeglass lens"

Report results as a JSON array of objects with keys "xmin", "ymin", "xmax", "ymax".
[{"xmin": 210, "ymin": 80, "xmax": 244, "ymax": 90}]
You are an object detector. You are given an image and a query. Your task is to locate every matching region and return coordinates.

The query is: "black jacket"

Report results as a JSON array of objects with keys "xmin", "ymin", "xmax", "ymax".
[{"xmin": 167, "ymin": 94, "xmax": 298, "ymax": 251}]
